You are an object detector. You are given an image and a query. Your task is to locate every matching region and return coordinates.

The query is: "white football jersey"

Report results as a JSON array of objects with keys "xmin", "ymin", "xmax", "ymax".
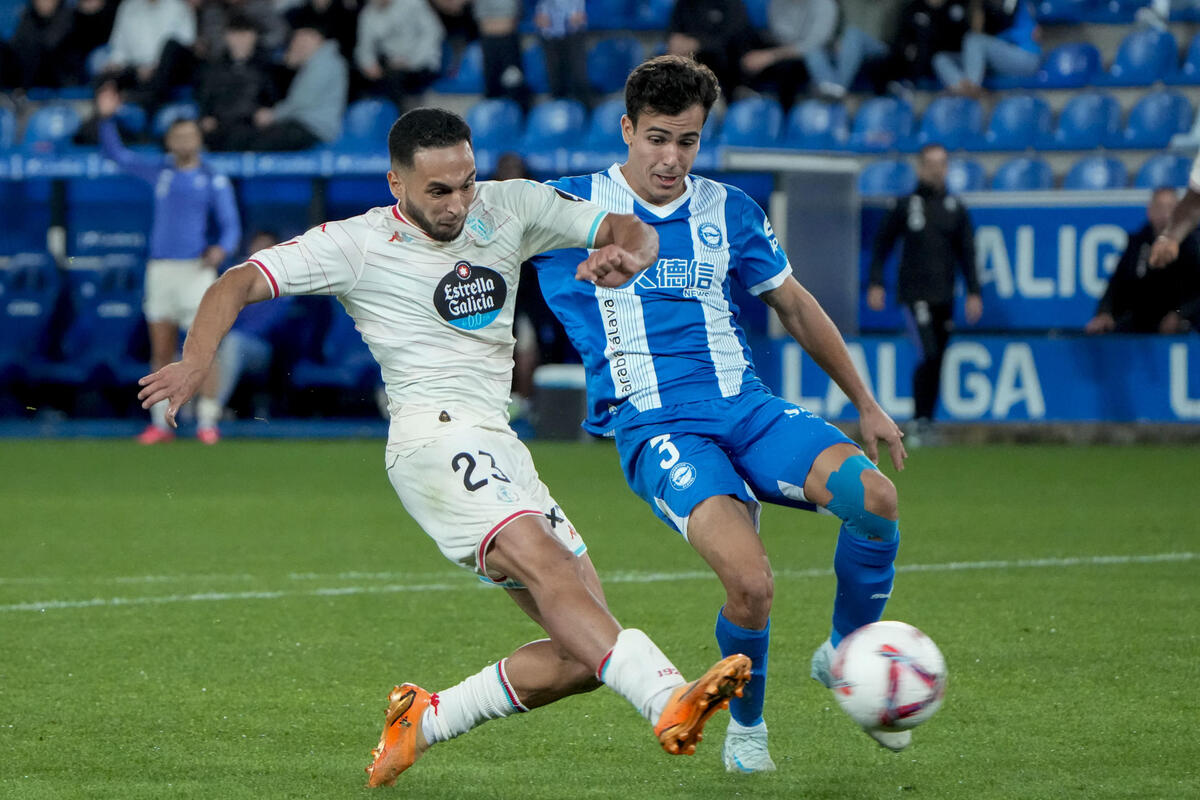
[{"xmin": 248, "ymin": 179, "xmax": 606, "ymax": 435}]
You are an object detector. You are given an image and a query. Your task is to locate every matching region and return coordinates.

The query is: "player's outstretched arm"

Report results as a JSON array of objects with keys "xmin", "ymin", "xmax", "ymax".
[
  {"xmin": 762, "ymin": 276, "xmax": 907, "ymax": 471},
  {"xmin": 576, "ymin": 213, "xmax": 658, "ymax": 288},
  {"xmin": 1151, "ymin": 188, "xmax": 1200, "ymax": 267},
  {"xmin": 137, "ymin": 264, "xmax": 273, "ymax": 427}
]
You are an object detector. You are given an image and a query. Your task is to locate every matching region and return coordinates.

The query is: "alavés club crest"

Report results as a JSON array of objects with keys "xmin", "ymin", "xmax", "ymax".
[{"xmin": 434, "ymin": 261, "xmax": 508, "ymax": 330}]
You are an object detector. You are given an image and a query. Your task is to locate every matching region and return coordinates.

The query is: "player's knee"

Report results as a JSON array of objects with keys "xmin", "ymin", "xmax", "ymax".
[
  {"xmin": 861, "ymin": 470, "xmax": 898, "ymax": 521},
  {"xmin": 723, "ymin": 569, "xmax": 774, "ymax": 624},
  {"xmin": 826, "ymin": 454, "xmax": 899, "ymax": 543}
]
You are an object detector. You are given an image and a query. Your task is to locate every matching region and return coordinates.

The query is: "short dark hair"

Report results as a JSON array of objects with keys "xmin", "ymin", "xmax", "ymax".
[
  {"xmin": 387, "ymin": 108, "xmax": 472, "ymax": 169},
  {"xmin": 624, "ymin": 55, "xmax": 720, "ymax": 127},
  {"xmin": 226, "ymin": 13, "xmax": 258, "ymax": 32}
]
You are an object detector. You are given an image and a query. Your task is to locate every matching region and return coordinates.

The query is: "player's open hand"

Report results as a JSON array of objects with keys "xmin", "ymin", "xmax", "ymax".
[
  {"xmin": 137, "ymin": 360, "xmax": 208, "ymax": 428},
  {"xmin": 1149, "ymin": 235, "xmax": 1178, "ymax": 268},
  {"xmin": 576, "ymin": 244, "xmax": 642, "ymax": 288},
  {"xmin": 859, "ymin": 403, "xmax": 907, "ymax": 472}
]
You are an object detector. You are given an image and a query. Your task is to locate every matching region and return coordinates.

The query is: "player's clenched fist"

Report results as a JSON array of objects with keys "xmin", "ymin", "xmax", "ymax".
[{"xmin": 576, "ymin": 244, "xmax": 643, "ymax": 287}]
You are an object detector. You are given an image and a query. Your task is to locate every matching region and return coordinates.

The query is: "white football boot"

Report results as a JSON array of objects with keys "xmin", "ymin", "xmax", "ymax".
[
  {"xmin": 811, "ymin": 638, "xmax": 912, "ymax": 752},
  {"xmin": 721, "ymin": 720, "xmax": 777, "ymax": 773}
]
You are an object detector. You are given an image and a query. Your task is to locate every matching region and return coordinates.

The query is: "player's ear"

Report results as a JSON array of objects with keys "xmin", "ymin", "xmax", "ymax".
[
  {"xmin": 621, "ymin": 114, "xmax": 635, "ymax": 147},
  {"xmin": 387, "ymin": 169, "xmax": 404, "ymax": 202}
]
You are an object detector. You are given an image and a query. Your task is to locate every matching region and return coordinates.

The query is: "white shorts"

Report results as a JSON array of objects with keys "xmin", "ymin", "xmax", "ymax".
[
  {"xmin": 385, "ymin": 411, "xmax": 586, "ymax": 586},
  {"xmin": 143, "ymin": 259, "xmax": 216, "ymax": 328}
]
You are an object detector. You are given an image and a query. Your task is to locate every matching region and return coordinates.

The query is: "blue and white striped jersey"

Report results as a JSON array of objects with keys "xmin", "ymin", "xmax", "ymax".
[{"xmin": 530, "ymin": 164, "xmax": 792, "ymax": 435}]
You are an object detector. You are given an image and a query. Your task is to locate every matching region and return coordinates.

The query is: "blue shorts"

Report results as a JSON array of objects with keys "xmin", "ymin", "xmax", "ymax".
[{"xmin": 614, "ymin": 390, "xmax": 855, "ymax": 538}]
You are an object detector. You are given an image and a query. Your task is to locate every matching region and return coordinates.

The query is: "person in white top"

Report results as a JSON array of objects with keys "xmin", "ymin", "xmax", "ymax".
[
  {"xmin": 1150, "ymin": 152, "xmax": 1200, "ymax": 268},
  {"xmin": 136, "ymin": 107, "xmax": 751, "ymax": 788},
  {"xmin": 100, "ymin": 0, "xmax": 197, "ymax": 110}
]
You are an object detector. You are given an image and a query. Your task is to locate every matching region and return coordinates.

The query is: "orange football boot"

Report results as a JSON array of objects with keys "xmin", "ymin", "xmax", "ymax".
[
  {"xmin": 654, "ymin": 654, "xmax": 751, "ymax": 756},
  {"xmin": 365, "ymin": 684, "xmax": 432, "ymax": 788}
]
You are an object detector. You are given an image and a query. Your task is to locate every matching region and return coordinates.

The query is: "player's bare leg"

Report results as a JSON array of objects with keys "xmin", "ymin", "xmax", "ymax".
[
  {"xmin": 138, "ymin": 321, "xmax": 180, "ymax": 443},
  {"xmin": 688, "ymin": 495, "xmax": 778, "ymax": 772}
]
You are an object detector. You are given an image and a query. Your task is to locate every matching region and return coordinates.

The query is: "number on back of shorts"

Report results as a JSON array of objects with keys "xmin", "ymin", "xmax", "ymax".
[{"xmin": 649, "ymin": 434, "xmax": 680, "ymax": 469}]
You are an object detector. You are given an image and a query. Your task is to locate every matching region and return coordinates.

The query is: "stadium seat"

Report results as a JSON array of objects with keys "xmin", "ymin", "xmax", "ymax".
[
  {"xmin": 1095, "ymin": 28, "xmax": 1178, "ymax": 87},
  {"xmin": 431, "ymin": 41, "xmax": 484, "ymax": 94},
  {"xmin": 335, "ymin": 99, "xmax": 399, "ymax": 152},
  {"xmin": 21, "ymin": 105, "xmax": 81, "ymax": 152},
  {"xmin": 858, "ymin": 159, "xmax": 917, "ymax": 198},
  {"xmin": 466, "ymin": 98, "xmax": 525, "ymax": 151},
  {"xmin": 587, "ymin": 0, "xmax": 631, "ymax": 30},
  {"xmin": 718, "ymin": 97, "xmax": 783, "ymax": 147},
  {"xmin": 588, "ymin": 37, "xmax": 644, "ymax": 94},
  {"xmin": 743, "ymin": 0, "xmax": 769, "ymax": 28},
  {"xmin": 974, "ymin": 94, "xmax": 1052, "ymax": 150},
  {"xmin": 0, "ymin": 0, "xmax": 22, "ymax": 39},
  {"xmin": 0, "ymin": 180, "xmax": 53, "ymax": 254},
  {"xmin": 239, "ymin": 178, "xmax": 314, "ymax": 242},
  {"xmin": 991, "ymin": 156, "xmax": 1054, "ymax": 191},
  {"xmin": 848, "ymin": 97, "xmax": 914, "ymax": 152},
  {"xmin": 1039, "ymin": 91, "xmax": 1121, "ymax": 149},
  {"xmin": 1087, "ymin": 0, "xmax": 1145, "ymax": 22},
  {"xmin": 1134, "ymin": 153, "xmax": 1192, "ymax": 188},
  {"xmin": 0, "ymin": 253, "xmax": 60, "ymax": 402},
  {"xmin": 151, "ymin": 102, "xmax": 198, "ymax": 138},
  {"xmin": 523, "ymin": 42, "xmax": 550, "ymax": 94},
  {"xmin": 1063, "ymin": 155, "xmax": 1128, "ymax": 190},
  {"xmin": 290, "ymin": 304, "xmax": 380, "ymax": 393},
  {"xmin": 520, "ymin": 99, "xmax": 588, "ymax": 150},
  {"xmin": 1035, "ymin": 42, "xmax": 1101, "ymax": 88},
  {"xmin": 947, "ymin": 158, "xmax": 987, "ymax": 193},
  {"xmin": 66, "ymin": 177, "xmax": 152, "ymax": 257},
  {"xmin": 783, "ymin": 99, "xmax": 848, "ymax": 150},
  {"xmin": 1114, "ymin": 90, "xmax": 1192, "ymax": 148},
  {"xmin": 1033, "ymin": 0, "xmax": 1093, "ymax": 22},
  {"xmin": 583, "ymin": 96, "xmax": 627, "ymax": 150},
  {"xmin": 0, "ymin": 106, "xmax": 14, "ymax": 149},
  {"xmin": 629, "ymin": 0, "xmax": 671, "ymax": 29},
  {"xmin": 1166, "ymin": 32, "xmax": 1200, "ymax": 85},
  {"xmin": 914, "ymin": 96, "xmax": 984, "ymax": 150}
]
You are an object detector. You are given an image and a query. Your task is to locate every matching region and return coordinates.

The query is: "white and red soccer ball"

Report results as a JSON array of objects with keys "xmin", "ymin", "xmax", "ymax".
[{"xmin": 831, "ymin": 620, "xmax": 947, "ymax": 732}]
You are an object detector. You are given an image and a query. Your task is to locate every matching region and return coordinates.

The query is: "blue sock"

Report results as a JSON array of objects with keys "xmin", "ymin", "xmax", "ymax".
[
  {"xmin": 715, "ymin": 609, "xmax": 769, "ymax": 727},
  {"xmin": 830, "ymin": 525, "xmax": 899, "ymax": 647}
]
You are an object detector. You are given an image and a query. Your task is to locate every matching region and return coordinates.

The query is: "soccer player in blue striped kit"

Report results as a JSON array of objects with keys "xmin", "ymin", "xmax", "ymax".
[{"xmin": 531, "ymin": 55, "xmax": 910, "ymax": 772}]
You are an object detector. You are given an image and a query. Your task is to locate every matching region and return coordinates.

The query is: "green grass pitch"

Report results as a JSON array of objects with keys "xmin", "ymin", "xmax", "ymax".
[{"xmin": 1, "ymin": 439, "xmax": 1197, "ymax": 799}]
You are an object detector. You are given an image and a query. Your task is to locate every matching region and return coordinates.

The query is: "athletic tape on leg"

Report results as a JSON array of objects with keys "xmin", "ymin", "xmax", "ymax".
[{"xmin": 824, "ymin": 454, "xmax": 898, "ymax": 542}]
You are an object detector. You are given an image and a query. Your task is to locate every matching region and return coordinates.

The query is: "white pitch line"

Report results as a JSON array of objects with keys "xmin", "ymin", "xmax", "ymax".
[{"xmin": 0, "ymin": 552, "xmax": 1195, "ymax": 614}]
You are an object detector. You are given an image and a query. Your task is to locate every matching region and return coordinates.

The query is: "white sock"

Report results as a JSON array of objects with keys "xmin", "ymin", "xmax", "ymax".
[
  {"xmin": 150, "ymin": 400, "xmax": 169, "ymax": 430},
  {"xmin": 196, "ymin": 397, "xmax": 221, "ymax": 429},
  {"xmin": 597, "ymin": 628, "xmax": 686, "ymax": 724},
  {"xmin": 420, "ymin": 659, "xmax": 527, "ymax": 746},
  {"xmin": 727, "ymin": 718, "xmax": 767, "ymax": 736}
]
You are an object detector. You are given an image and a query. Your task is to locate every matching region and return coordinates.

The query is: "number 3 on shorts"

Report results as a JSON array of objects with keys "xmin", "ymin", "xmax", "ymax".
[
  {"xmin": 649, "ymin": 434, "xmax": 679, "ymax": 469},
  {"xmin": 451, "ymin": 450, "xmax": 512, "ymax": 492}
]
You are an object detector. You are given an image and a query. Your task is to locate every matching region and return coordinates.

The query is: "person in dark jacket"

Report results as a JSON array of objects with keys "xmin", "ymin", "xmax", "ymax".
[
  {"xmin": 868, "ymin": 143, "xmax": 982, "ymax": 433},
  {"xmin": 1087, "ymin": 187, "xmax": 1200, "ymax": 335},
  {"xmin": 1, "ymin": 0, "xmax": 74, "ymax": 89},
  {"xmin": 196, "ymin": 14, "xmax": 280, "ymax": 151}
]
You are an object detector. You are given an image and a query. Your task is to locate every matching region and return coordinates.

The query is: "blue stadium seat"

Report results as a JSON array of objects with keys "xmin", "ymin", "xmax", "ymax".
[
  {"xmin": 1035, "ymin": 42, "xmax": 1101, "ymax": 88},
  {"xmin": 783, "ymin": 99, "xmax": 849, "ymax": 150},
  {"xmin": 431, "ymin": 41, "xmax": 484, "ymax": 94},
  {"xmin": 0, "ymin": 180, "xmax": 53, "ymax": 254},
  {"xmin": 0, "ymin": 0, "xmax": 22, "ymax": 39},
  {"xmin": 1063, "ymin": 155, "xmax": 1128, "ymax": 190},
  {"xmin": 947, "ymin": 158, "xmax": 987, "ymax": 193},
  {"xmin": 0, "ymin": 253, "xmax": 61, "ymax": 397},
  {"xmin": 718, "ymin": 97, "xmax": 783, "ymax": 147},
  {"xmin": 466, "ymin": 98, "xmax": 525, "ymax": 152},
  {"xmin": 743, "ymin": 0, "xmax": 769, "ymax": 28},
  {"xmin": 991, "ymin": 157, "xmax": 1054, "ymax": 191},
  {"xmin": 151, "ymin": 102, "xmax": 198, "ymax": 138},
  {"xmin": 66, "ymin": 177, "xmax": 152, "ymax": 257},
  {"xmin": 1033, "ymin": 0, "xmax": 1094, "ymax": 22},
  {"xmin": 848, "ymin": 97, "xmax": 914, "ymax": 152},
  {"xmin": 1087, "ymin": 0, "xmax": 1144, "ymax": 22},
  {"xmin": 583, "ymin": 97, "xmax": 627, "ymax": 150},
  {"xmin": 1166, "ymin": 32, "xmax": 1200, "ymax": 85},
  {"xmin": 587, "ymin": 0, "xmax": 632, "ymax": 30},
  {"xmin": 974, "ymin": 94, "xmax": 1052, "ymax": 150},
  {"xmin": 520, "ymin": 99, "xmax": 588, "ymax": 150},
  {"xmin": 1134, "ymin": 153, "xmax": 1192, "ymax": 188},
  {"xmin": 629, "ymin": 0, "xmax": 671, "ymax": 29},
  {"xmin": 1039, "ymin": 91, "xmax": 1121, "ymax": 149},
  {"xmin": 0, "ymin": 106, "xmax": 14, "ymax": 149},
  {"xmin": 1114, "ymin": 90, "xmax": 1192, "ymax": 148},
  {"xmin": 1095, "ymin": 28, "xmax": 1178, "ymax": 86},
  {"xmin": 588, "ymin": 37, "xmax": 644, "ymax": 94},
  {"xmin": 290, "ymin": 304, "xmax": 380, "ymax": 393},
  {"xmin": 915, "ymin": 96, "xmax": 984, "ymax": 150},
  {"xmin": 334, "ymin": 99, "xmax": 399, "ymax": 153},
  {"xmin": 239, "ymin": 178, "xmax": 314, "ymax": 242},
  {"xmin": 22, "ymin": 105, "xmax": 82, "ymax": 152},
  {"xmin": 523, "ymin": 42, "xmax": 549, "ymax": 94},
  {"xmin": 858, "ymin": 159, "xmax": 917, "ymax": 198}
]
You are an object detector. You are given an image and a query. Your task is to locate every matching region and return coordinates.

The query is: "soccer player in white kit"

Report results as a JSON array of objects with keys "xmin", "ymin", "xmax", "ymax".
[{"xmin": 136, "ymin": 108, "xmax": 751, "ymax": 787}]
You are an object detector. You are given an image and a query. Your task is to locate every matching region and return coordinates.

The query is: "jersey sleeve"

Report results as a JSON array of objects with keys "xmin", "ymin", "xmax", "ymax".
[
  {"xmin": 730, "ymin": 191, "xmax": 792, "ymax": 296},
  {"xmin": 247, "ymin": 218, "xmax": 366, "ymax": 298},
  {"xmin": 501, "ymin": 179, "xmax": 608, "ymax": 262}
]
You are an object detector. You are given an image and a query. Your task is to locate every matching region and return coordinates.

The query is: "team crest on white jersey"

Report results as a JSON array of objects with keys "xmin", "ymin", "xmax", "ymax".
[
  {"xmin": 698, "ymin": 222, "xmax": 724, "ymax": 249},
  {"xmin": 435, "ymin": 261, "xmax": 508, "ymax": 330}
]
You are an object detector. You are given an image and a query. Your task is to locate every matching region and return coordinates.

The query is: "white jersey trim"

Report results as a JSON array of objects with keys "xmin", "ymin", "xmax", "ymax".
[
  {"xmin": 605, "ymin": 163, "xmax": 693, "ymax": 219},
  {"xmin": 746, "ymin": 265, "xmax": 792, "ymax": 296}
]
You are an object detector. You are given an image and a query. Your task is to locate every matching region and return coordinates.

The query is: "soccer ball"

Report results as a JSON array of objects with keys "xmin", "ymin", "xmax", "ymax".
[{"xmin": 831, "ymin": 620, "xmax": 947, "ymax": 732}]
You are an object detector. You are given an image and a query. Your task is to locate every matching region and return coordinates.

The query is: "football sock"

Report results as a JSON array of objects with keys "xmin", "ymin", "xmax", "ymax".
[
  {"xmin": 831, "ymin": 524, "xmax": 899, "ymax": 647},
  {"xmin": 150, "ymin": 400, "xmax": 169, "ymax": 430},
  {"xmin": 727, "ymin": 717, "xmax": 767, "ymax": 737},
  {"xmin": 714, "ymin": 609, "xmax": 769, "ymax": 727},
  {"xmin": 596, "ymin": 628, "xmax": 686, "ymax": 723},
  {"xmin": 420, "ymin": 659, "xmax": 527, "ymax": 745},
  {"xmin": 196, "ymin": 396, "xmax": 221, "ymax": 430}
]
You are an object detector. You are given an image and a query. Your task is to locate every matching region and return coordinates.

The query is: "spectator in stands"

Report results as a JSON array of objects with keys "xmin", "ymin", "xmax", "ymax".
[
  {"xmin": 739, "ymin": 0, "xmax": 838, "ymax": 111},
  {"xmin": 803, "ymin": 0, "xmax": 902, "ymax": 99},
  {"xmin": 475, "ymin": 0, "xmax": 530, "ymax": 109},
  {"xmin": 1087, "ymin": 187, "xmax": 1200, "ymax": 335},
  {"xmin": 61, "ymin": 0, "xmax": 121, "ymax": 85},
  {"xmin": 354, "ymin": 0, "xmax": 444, "ymax": 110},
  {"xmin": 535, "ymin": 0, "xmax": 591, "ymax": 107},
  {"xmin": 285, "ymin": 0, "xmax": 359, "ymax": 60},
  {"xmin": 225, "ymin": 26, "xmax": 347, "ymax": 150},
  {"xmin": 431, "ymin": 0, "xmax": 478, "ymax": 55},
  {"xmin": 666, "ymin": 0, "xmax": 758, "ymax": 99},
  {"xmin": 886, "ymin": 0, "xmax": 970, "ymax": 96},
  {"xmin": 98, "ymin": 0, "xmax": 196, "ymax": 112},
  {"xmin": 193, "ymin": 0, "xmax": 286, "ymax": 60},
  {"xmin": 95, "ymin": 81, "xmax": 240, "ymax": 444},
  {"xmin": 0, "ymin": 0, "xmax": 74, "ymax": 90},
  {"xmin": 197, "ymin": 14, "xmax": 280, "ymax": 151},
  {"xmin": 868, "ymin": 143, "xmax": 982, "ymax": 441},
  {"xmin": 933, "ymin": 0, "xmax": 1040, "ymax": 96}
]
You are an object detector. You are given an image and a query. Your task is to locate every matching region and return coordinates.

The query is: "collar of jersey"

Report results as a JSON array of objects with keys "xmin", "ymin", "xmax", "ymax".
[{"xmin": 606, "ymin": 163, "xmax": 693, "ymax": 220}]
